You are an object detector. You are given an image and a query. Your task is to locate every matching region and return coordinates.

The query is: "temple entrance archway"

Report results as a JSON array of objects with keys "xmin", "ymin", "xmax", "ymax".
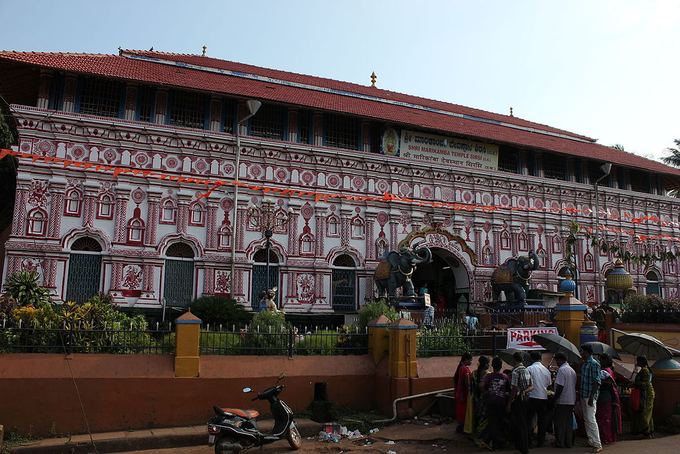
[{"xmin": 413, "ymin": 247, "xmax": 470, "ymax": 315}]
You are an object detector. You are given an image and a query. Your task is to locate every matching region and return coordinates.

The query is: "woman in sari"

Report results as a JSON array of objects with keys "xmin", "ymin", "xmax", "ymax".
[
  {"xmin": 631, "ymin": 355, "xmax": 655, "ymax": 438},
  {"xmin": 454, "ymin": 352, "xmax": 473, "ymax": 434},
  {"xmin": 595, "ymin": 353, "xmax": 622, "ymax": 444},
  {"xmin": 464, "ymin": 355, "xmax": 490, "ymax": 438}
]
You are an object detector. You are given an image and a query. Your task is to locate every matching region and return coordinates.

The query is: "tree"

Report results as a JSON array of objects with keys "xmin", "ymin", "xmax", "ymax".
[
  {"xmin": 0, "ymin": 105, "xmax": 17, "ymax": 233},
  {"xmin": 661, "ymin": 139, "xmax": 680, "ymax": 197},
  {"xmin": 662, "ymin": 139, "xmax": 680, "ymax": 167}
]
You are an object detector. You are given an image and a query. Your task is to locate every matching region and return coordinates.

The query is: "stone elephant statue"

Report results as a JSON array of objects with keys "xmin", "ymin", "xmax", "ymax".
[
  {"xmin": 490, "ymin": 250, "xmax": 540, "ymax": 305},
  {"xmin": 374, "ymin": 243, "xmax": 432, "ymax": 299}
]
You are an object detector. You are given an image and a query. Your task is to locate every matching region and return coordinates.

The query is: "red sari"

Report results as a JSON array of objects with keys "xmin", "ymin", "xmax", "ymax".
[
  {"xmin": 455, "ymin": 365, "xmax": 471, "ymax": 424},
  {"xmin": 596, "ymin": 367, "xmax": 622, "ymax": 444}
]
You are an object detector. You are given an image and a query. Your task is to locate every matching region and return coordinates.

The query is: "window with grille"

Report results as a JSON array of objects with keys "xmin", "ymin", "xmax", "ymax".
[
  {"xmin": 526, "ymin": 150, "xmax": 537, "ymax": 176},
  {"xmin": 298, "ymin": 109, "xmax": 312, "ymax": 144},
  {"xmin": 222, "ymin": 97, "xmax": 236, "ymax": 133},
  {"xmin": 66, "ymin": 237, "xmax": 103, "ymax": 304},
  {"xmin": 49, "ymin": 74, "xmax": 64, "ymax": 110},
  {"xmin": 325, "ymin": 113, "xmax": 359, "ymax": 150},
  {"xmin": 168, "ymin": 90, "xmax": 208, "ymax": 129},
  {"xmin": 127, "ymin": 217, "xmax": 145, "ymax": 245},
  {"xmin": 646, "ymin": 270, "xmax": 660, "ymax": 295},
  {"xmin": 300, "ymin": 233, "xmax": 314, "ymax": 255},
  {"xmin": 332, "ymin": 254, "xmax": 356, "ymax": 312},
  {"xmin": 250, "ymin": 104, "xmax": 286, "ymax": 140},
  {"xmin": 327, "ymin": 216, "xmax": 340, "ymax": 237},
  {"xmin": 160, "ymin": 199, "xmax": 176, "ymax": 224},
  {"xmin": 163, "ymin": 242, "xmax": 195, "ymax": 307},
  {"xmin": 78, "ymin": 78, "xmax": 123, "ymax": 118},
  {"xmin": 137, "ymin": 85, "xmax": 155, "ymax": 122},
  {"xmin": 630, "ymin": 170, "xmax": 650, "ymax": 193},
  {"xmin": 189, "ymin": 202, "xmax": 205, "ymax": 226},
  {"xmin": 588, "ymin": 162, "xmax": 611, "ymax": 187},
  {"xmin": 218, "ymin": 222, "xmax": 232, "ymax": 250},
  {"xmin": 500, "ymin": 231, "xmax": 511, "ymax": 250},
  {"xmin": 543, "ymin": 153, "xmax": 567, "ymax": 180},
  {"xmin": 497, "ymin": 147, "xmax": 519, "ymax": 173}
]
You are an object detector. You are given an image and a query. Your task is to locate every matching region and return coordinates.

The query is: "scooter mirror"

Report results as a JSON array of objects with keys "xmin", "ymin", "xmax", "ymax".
[
  {"xmin": 242, "ymin": 387, "xmax": 252, "ymax": 393},
  {"xmin": 278, "ymin": 373, "xmax": 285, "ymax": 380}
]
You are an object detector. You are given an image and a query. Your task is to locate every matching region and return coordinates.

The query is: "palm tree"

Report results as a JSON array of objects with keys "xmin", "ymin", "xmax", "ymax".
[{"xmin": 662, "ymin": 139, "xmax": 680, "ymax": 167}]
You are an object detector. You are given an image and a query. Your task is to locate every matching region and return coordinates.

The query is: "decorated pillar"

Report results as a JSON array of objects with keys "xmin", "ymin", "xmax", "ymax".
[
  {"xmin": 209, "ymin": 97, "xmax": 222, "ymax": 132},
  {"xmin": 113, "ymin": 191, "xmax": 130, "ymax": 243},
  {"xmin": 388, "ymin": 318, "xmax": 418, "ymax": 378},
  {"xmin": 174, "ymin": 310, "xmax": 201, "ymax": 377},
  {"xmin": 154, "ymin": 90, "xmax": 168, "ymax": 124},
  {"xmin": 146, "ymin": 193, "xmax": 160, "ymax": 246},
  {"xmin": 62, "ymin": 76, "xmax": 77, "ymax": 113},
  {"xmin": 124, "ymin": 84, "xmax": 138, "ymax": 121},
  {"xmin": 553, "ymin": 271, "xmax": 587, "ymax": 347}
]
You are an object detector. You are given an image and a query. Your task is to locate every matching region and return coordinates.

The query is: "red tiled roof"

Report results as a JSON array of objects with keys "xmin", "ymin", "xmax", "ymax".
[{"xmin": 1, "ymin": 49, "xmax": 679, "ymax": 179}]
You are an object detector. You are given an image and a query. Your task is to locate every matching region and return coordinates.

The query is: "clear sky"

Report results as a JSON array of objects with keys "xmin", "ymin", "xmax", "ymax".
[{"xmin": 2, "ymin": 0, "xmax": 678, "ymax": 161}]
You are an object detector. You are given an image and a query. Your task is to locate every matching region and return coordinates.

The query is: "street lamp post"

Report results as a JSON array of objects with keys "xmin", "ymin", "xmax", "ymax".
[
  {"xmin": 249, "ymin": 199, "xmax": 293, "ymax": 309},
  {"xmin": 229, "ymin": 100, "xmax": 261, "ymax": 301},
  {"xmin": 594, "ymin": 162, "xmax": 612, "ymax": 304}
]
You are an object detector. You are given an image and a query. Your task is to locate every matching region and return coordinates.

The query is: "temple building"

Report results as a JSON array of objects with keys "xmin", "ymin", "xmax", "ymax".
[{"xmin": 1, "ymin": 48, "xmax": 679, "ymax": 314}]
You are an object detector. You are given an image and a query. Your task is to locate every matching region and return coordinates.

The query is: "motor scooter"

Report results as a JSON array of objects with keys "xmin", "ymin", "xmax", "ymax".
[{"xmin": 207, "ymin": 373, "xmax": 302, "ymax": 453}]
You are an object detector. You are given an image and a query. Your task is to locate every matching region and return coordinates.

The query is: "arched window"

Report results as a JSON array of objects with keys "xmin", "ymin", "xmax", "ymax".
[
  {"xmin": 518, "ymin": 232, "xmax": 528, "ymax": 251},
  {"xmin": 126, "ymin": 208, "xmax": 145, "ymax": 245},
  {"xmin": 327, "ymin": 215, "xmax": 340, "ymax": 237},
  {"xmin": 26, "ymin": 208, "xmax": 48, "ymax": 236},
  {"xmin": 96, "ymin": 193, "xmax": 114, "ymax": 220},
  {"xmin": 160, "ymin": 199, "xmax": 177, "ymax": 224},
  {"xmin": 64, "ymin": 188, "xmax": 83, "ymax": 216},
  {"xmin": 189, "ymin": 202, "xmax": 205, "ymax": 226},
  {"xmin": 583, "ymin": 252, "xmax": 594, "ymax": 272},
  {"xmin": 66, "ymin": 237, "xmax": 103, "ymax": 303},
  {"xmin": 217, "ymin": 222, "xmax": 232, "ymax": 250},
  {"xmin": 646, "ymin": 270, "xmax": 660, "ymax": 295},
  {"xmin": 300, "ymin": 233, "xmax": 315, "ymax": 255},
  {"xmin": 552, "ymin": 235, "xmax": 563, "ymax": 253},
  {"xmin": 251, "ymin": 247, "xmax": 280, "ymax": 310},
  {"xmin": 351, "ymin": 217, "xmax": 365, "ymax": 239},
  {"xmin": 500, "ymin": 231, "xmax": 511, "ymax": 250},
  {"xmin": 163, "ymin": 242, "xmax": 195, "ymax": 307},
  {"xmin": 332, "ymin": 254, "xmax": 356, "ymax": 312}
]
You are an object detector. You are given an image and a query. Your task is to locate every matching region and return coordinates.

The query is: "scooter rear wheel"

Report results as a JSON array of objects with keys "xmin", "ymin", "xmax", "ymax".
[
  {"xmin": 214, "ymin": 436, "xmax": 241, "ymax": 454},
  {"xmin": 286, "ymin": 425, "xmax": 302, "ymax": 450}
]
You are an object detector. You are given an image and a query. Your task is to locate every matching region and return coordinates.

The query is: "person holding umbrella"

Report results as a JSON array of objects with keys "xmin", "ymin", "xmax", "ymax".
[
  {"xmin": 630, "ymin": 355, "xmax": 655, "ymax": 439},
  {"xmin": 506, "ymin": 351, "xmax": 534, "ymax": 454},
  {"xmin": 579, "ymin": 343, "xmax": 602, "ymax": 453},
  {"xmin": 553, "ymin": 351, "xmax": 577, "ymax": 448}
]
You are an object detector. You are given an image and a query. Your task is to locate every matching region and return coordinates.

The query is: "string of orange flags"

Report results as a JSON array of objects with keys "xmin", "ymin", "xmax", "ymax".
[{"xmin": 2, "ymin": 148, "xmax": 680, "ymax": 244}]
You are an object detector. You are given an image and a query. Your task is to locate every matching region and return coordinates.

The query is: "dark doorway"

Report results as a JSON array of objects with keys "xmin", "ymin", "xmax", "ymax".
[{"xmin": 412, "ymin": 247, "xmax": 470, "ymax": 315}]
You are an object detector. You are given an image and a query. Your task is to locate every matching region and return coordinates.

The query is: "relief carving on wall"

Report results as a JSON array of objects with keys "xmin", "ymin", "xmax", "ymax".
[
  {"xmin": 121, "ymin": 265, "xmax": 142, "ymax": 297},
  {"xmin": 297, "ymin": 273, "xmax": 315, "ymax": 304}
]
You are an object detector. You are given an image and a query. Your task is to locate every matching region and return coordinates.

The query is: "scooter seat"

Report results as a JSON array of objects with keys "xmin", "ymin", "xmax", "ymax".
[{"xmin": 221, "ymin": 408, "xmax": 260, "ymax": 419}]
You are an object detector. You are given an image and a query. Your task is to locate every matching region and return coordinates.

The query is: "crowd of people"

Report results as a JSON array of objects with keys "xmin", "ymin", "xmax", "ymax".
[{"xmin": 452, "ymin": 345, "xmax": 656, "ymax": 453}]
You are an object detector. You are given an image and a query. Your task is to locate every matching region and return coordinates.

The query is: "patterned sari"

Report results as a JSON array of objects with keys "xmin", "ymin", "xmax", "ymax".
[
  {"xmin": 595, "ymin": 367, "xmax": 622, "ymax": 444},
  {"xmin": 631, "ymin": 366, "xmax": 655, "ymax": 436}
]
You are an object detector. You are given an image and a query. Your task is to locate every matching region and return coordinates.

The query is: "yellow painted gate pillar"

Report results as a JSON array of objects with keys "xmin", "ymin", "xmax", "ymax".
[
  {"xmin": 174, "ymin": 310, "xmax": 202, "ymax": 377},
  {"xmin": 388, "ymin": 318, "xmax": 418, "ymax": 378},
  {"xmin": 368, "ymin": 315, "xmax": 390, "ymax": 364}
]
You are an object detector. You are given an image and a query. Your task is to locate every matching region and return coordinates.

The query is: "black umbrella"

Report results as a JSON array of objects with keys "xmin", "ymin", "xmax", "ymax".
[
  {"xmin": 617, "ymin": 333, "xmax": 673, "ymax": 361},
  {"xmin": 497, "ymin": 348, "xmax": 532, "ymax": 366},
  {"xmin": 584, "ymin": 341, "xmax": 621, "ymax": 360},
  {"xmin": 532, "ymin": 333, "xmax": 583, "ymax": 365}
]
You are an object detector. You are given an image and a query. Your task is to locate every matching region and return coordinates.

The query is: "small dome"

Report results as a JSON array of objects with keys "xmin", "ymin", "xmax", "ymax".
[
  {"xmin": 559, "ymin": 270, "xmax": 576, "ymax": 294},
  {"xmin": 651, "ymin": 359, "xmax": 680, "ymax": 370},
  {"xmin": 606, "ymin": 259, "xmax": 634, "ymax": 291}
]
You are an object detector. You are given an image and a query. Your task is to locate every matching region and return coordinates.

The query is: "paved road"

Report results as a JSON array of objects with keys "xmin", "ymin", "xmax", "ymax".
[{"xmin": 114, "ymin": 422, "xmax": 680, "ymax": 454}]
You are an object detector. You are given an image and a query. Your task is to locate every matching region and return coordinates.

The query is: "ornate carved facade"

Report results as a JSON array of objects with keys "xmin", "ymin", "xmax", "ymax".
[{"xmin": 2, "ymin": 49, "xmax": 680, "ymax": 313}]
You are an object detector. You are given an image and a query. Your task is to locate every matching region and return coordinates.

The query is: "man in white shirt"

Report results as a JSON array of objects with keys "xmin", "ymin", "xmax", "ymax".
[
  {"xmin": 553, "ymin": 351, "xmax": 577, "ymax": 448},
  {"xmin": 526, "ymin": 351, "xmax": 551, "ymax": 448}
]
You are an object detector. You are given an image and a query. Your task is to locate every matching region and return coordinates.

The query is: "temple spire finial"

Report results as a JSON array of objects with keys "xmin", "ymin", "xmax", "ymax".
[
  {"xmin": 202, "ymin": 46, "xmax": 207, "ymax": 57},
  {"xmin": 370, "ymin": 72, "xmax": 377, "ymax": 88}
]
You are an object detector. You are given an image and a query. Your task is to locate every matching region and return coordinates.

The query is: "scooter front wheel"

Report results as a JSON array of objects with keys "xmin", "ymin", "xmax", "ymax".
[{"xmin": 286, "ymin": 425, "xmax": 302, "ymax": 450}]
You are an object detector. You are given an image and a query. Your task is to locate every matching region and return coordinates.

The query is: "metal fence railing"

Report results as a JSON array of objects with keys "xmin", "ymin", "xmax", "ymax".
[
  {"xmin": 200, "ymin": 326, "xmax": 370, "ymax": 356},
  {"xmin": 416, "ymin": 323, "xmax": 507, "ymax": 358},
  {"xmin": 0, "ymin": 320, "xmax": 174, "ymax": 354},
  {"xmin": 619, "ymin": 309, "xmax": 680, "ymax": 324}
]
